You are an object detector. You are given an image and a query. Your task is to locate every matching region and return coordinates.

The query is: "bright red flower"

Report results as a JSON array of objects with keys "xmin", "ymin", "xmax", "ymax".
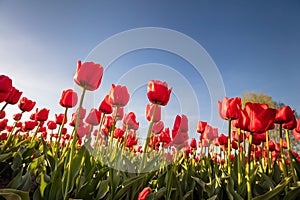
[
  {"xmin": 108, "ymin": 84, "xmax": 130, "ymax": 107},
  {"xmin": 238, "ymin": 103, "xmax": 276, "ymax": 133},
  {"xmin": 275, "ymin": 106, "xmax": 295, "ymax": 124},
  {"xmin": 85, "ymin": 108, "xmax": 101, "ymax": 126},
  {"xmin": 138, "ymin": 187, "xmax": 151, "ymax": 200},
  {"xmin": 202, "ymin": 139, "xmax": 210, "ymax": 147},
  {"xmin": 0, "ymin": 111, "xmax": 5, "ymax": 119},
  {"xmin": 190, "ymin": 138, "xmax": 197, "ymax": 149},
  {"xmin": 292, "ymin": 129, "xmax": 300, "ymax": 141},
  {"xmin": 16, "ymin": 122, "xmax": 22, "ymax": 128},
  {"xmin": 0, "ymin": 119, "xmax": 8, "ymax": 131},
  {"xmin": 123, "ymin": 112, "xmax": 139, "ymax": 130},
  {"xmin": 13, "ymin": 113, "xmax": 22, "ymax": 121},
  {"xmin": 47, "ymin": 120, "xmax": 57, "ymax": 130},
  {"xmin": 0, "ymin": 75, "xmax": 12, "ymax": 103},
  {"xmin": 218, "ymin": 97, "xmax": 241, "ymax": 120},
  {"xmin": 114, "ymin": 128, "xmax": 125, "ymax": 139},
  {"xmin": 103, "ymin": 116, "xmax": 113, "ymax": 129},
  {"xmin": 218, "ymin": 134, "xmax": 228, "ymax": 146},
  {"xmin": 196, "ymin": 121, "xmax": 207, "ymax": 134},
  {"xmin": 231, "ymin": 140, "xmax": 238, "ymax": 150},
  {"xmin": 5, "ymin": 87, "xmax": 22, "ymax": 105},
  {"xmin": 268, "ymin": 140, "xmax": 275, "ymax": 151},
  {"xmin": 99, "ymin": 95, "xmax": 113, "ymax": 114},
  {"xmin": 232, "ymin": 130, "xmax": 244, "ymax": 142},
  {"xmin": 18, "ymin": 97, "xmax": 36, "ymax": 112},
  {"xmin": 126, "ymin": 131, "xmax": 138, "ymax": 148},
  {"xmin": 0, "ymin": 132, "xmax": 8, "ymax": 140},
  {"xmin": 160, "ymin": 128, "xmax": 171, "ymax": 145},
  {"xmin": 35, "ymin": 108, "xmax": 50, "ymax": 122},
  {"xmin": 146, "ymin": 104, "xmax": 161, "ymax": 122},
  {"xmin": 24, "ymin": 121, "xmax": 37, "ymax": 131},
  {"xmin": 282, "ymin": 117, "xmax": 297, "ymax": 130},
  {"xmin": 74, "ymin": 61, "xmax": 104, "ymax": 91},
  {"xmin": 55, "ymin": 113, "xmax": 67, "ymax": 125},
  {"xmin": 59, "ymin": 89, "xmax": 78, "ymax": 108},
  {"xmin": 147, "ymin": 80, "xmax": 172, "ymax": 106}
]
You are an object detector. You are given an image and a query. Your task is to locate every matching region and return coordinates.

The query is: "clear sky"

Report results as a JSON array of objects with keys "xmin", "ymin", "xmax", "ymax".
[{"xmin": 1, "ymin": 1, "xmax": 300, "ymax": 139}]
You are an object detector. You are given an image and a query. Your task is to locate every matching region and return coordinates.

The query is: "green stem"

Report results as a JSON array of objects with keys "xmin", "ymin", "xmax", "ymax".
[
  {"xmin": 237, "ymin": 128, "xmax": 241, "ymax": 186},
  {"xmin": 93, "ymin": 112, "xmax": 105, "ymax": 156},
  {"xmin": 55, "ymin": 107, "xmax": 68, "ymax": 157},
  {"xmin": 247, "ymin": 132, "xmax": 253, "ymax": 200},
  {"xmin": 227, "ymin": 119, "xmax": 232, "ymax": 175},
  {"xmin": 109, "ymin": 106, "xmax": 119, "ymax": 148},
  {"xmin": 140, "ymin": 104, "xmax": 158, "ymax": 171},
  {"xmin": 279, "ymin": 124, "xmax": 287, "ymax": 177},
  {"xmin": 30, "ymin": 122, "xmax": 41, "ymax": 143},
  {"xmin": 63, "ymin": 87, "xmax": 86, "ymax": 200},
  {"xmin": 285, "ymin": 129, "xmax": 297, "ymax": 182},
  {"xmin": 266, "ymin": 131, "xmax": 272, "ymax": 175}
]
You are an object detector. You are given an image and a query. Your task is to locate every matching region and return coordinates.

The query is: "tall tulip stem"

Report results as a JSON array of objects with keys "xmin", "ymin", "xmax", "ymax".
[
  {"xmin": 279, "ymin": 124, "xmax": 287, "ymax": 177},
  {"xmin": 237, "ymin": 128, "xmax": 241, "ymax": 186},
  {"xmin": 285, "ymin": 129, "xmax": 297, "ymax": 182},
  {"xmin": 247, "ymin": 132, "xmax": 253, "ymax": 200},
  {"xmin": 227, "ymin": 119, "xmax": 232, "ymax": 175},
  {"xmin": 266, "ymin": 131, "xmax": 272, "ymax": 175}
]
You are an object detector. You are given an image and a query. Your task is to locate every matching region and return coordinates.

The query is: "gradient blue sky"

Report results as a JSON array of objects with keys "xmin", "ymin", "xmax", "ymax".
[{"xmin": 1, "ymin": 1, "xmax": 300, "ymax": 138}]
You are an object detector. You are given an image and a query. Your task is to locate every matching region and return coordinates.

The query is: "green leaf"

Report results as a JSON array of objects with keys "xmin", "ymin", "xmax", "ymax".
[
  {"xmin": 283, "ymin": 186, "xmax": 300, "ymax": 200},
  {"xmin": 225, "ymin": 177, "xmax": 243, "ymax": 200},
  {"xmin": 146, "ymin": 187, "xmax": 166, "ymax": 200},
  {"xmin": 0, "ymin": 152, "xmax": 12, "ymax": 162},
  {"xmin": 95, "ymin": 180, "xmax": 109, "ymax": 199},
  {"xmin": 253, "ymin": 176, "xmax": 292, "ymax": 200},
  {"xmin": 11, "ymin": 153, "xmax": 22, "ymax": 171},
  {"xmin": 0, "ymin": 189, "xmax": 30, "ymax": 200}
]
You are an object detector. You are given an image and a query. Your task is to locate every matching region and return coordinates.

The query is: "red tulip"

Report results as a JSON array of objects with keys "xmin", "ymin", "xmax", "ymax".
[
  {"xmin": 115, "ymin": 107, "xmax": 124, "ymax": 121},
  {"xmin": 218, "ymin": 134, "xmax": 228, "ymax": 146},
  {"xmin": 231, "ymin": 140, "xmax": 239, "ymax": 150},
  {"xmin": 126, "ymin": 131, "xmax": 138, "ymax": 148},
  {"xmin": 146, "ymin": 104, "xmax": 161, "ymax": 122},
  {"xmin": 85, "ymin": 108, "xmax": 101, "ymax": 126},
  {"xmin": 275, "ymin": 106, "xmax": 295, "ymax": 124},
  {"xmin": 55, "ymin": 113, "xmax": 67, "ymax": 125},
  {"xmin": 18, "ymin": 97, "xmax": 36, "ymax": 112},
  {"xmin": 202, "ymin": 139, "xmax": 210, "ymax": 147},
  {"xmin": 292, "ymin": 129, "xmax": 300, "ymax": 141},
  {"xmin": 108, "ymin": 84, "xmax": 130, "ymax": 107},
  {"xmin": 16, "ymin": 122, "xmax": 22, "ymax": 128},
  {"xmin": 123, "ymin": 112, "xmax": 139, "ymax": 130},
  {"xmin": 268, "ymin": 140, "xmax": 275, "ymax": 151},
  {"xmin": 114, "ymin": 128, "xmax": 125, "ymax": 139},
  {"xmin": 74, "ymin": 61, "xmax": 104, "ymax": 91},
  {"xmin": 196, "ymin": 121, "xmax": 207, "ymax": 134},
  {"xmin": 35, "ymin": 108, "xmax": 50, "ymax": 122},
  {"xmin": 238, "ymin": 102, "xmax": 276, "ymax": 133},
  {"xmin": 232, "ymin": 130, "xmax": 244, "ymax": 142},
  {"xmin": 0, "ymin": 119, "xmax": 8, "ymax": 131},
  {"xmin": 99, "ymin": 95, "xmax": 113, "ymax": 114},
  {"xmin": 152, "ymin": 121, "xmax": 164, "ymax": 134},
  {"xmin": 160, "ymin": 128, "xmax": 171, "ymax": 145},
  {"xmin": 202, "ymin": 125, "xmax": 218, "ymax": 140},
  {"xmin": 24, "ymin": 121, "xmax": 37, "ymax": 131},
  {"xmin": 103, "ymin": 116, "xmax": 113, "ymax": 129},
  {"xmin": 0, "ymin": 75, "xmax": 12, "ymax": 102},
  {"xmin": 0, "ymin": 111, "xmax": 5, "ymax": 119},
  {"xmin": 5, "ymin": 87, "xmax": 22, "ymax": 105},
  {"xmin": 147, "ymin": 80, "xmax": 172, "ymax": 106},
  {"xmin": 77, "ymin": 123, "xmax": 90, "ymax": 138},
  {"xmin": 190, "ymin": 138, "xmax": 197, "ymax": 149},
  {"xmin": 0, "ymin": 132, "xmax": 8, "ymax": 140},
  {"xmin": 59, "ymin": 89, "xmax": 78, "ymax": 108},
  {"xmin": 13, "ymin": 113, "xmax": 22, "ymax": 121},
  {"xmin": 47, "ymin": 120, "xmax": 57, "ymax": 130},
  {"xmin": 218, "ymin": 97, "xmax": 241, "ymax": 120},
  {"xmin": 138, "ymin": 187, "xmax": 151, "ymax": 200},
  {"xmin": 282, "ymin": 117, "xmax": 297, "ymax": 130}
]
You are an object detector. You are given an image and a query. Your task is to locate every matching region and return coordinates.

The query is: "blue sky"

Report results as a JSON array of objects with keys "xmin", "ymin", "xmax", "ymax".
[{"xmin": 1, "ymin": 1, "xmax": 300, "ymax": 139}]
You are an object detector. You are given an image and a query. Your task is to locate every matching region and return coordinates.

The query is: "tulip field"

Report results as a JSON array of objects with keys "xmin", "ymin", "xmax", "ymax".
[{"xmin": 1, "ymin": 61, "xmax": 300, "ymax": 200}]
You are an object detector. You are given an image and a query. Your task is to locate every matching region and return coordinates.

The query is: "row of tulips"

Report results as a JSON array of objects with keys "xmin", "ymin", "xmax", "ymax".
[{"xmin": 1, "ymin": 61, "xmax": 300, "ymax": 199}]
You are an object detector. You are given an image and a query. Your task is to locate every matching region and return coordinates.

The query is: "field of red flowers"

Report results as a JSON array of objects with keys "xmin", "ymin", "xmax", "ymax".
[{"xmin": 1, "ymin": 61, "xmax": 300, "ymax": 200}]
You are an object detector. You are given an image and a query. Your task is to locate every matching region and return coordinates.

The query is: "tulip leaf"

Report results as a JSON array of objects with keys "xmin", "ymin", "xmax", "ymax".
[
  {"xmin": 95, "ymin": 180, "xmax": 109, "ymax": 199},
  {"xmin": 253, "ymin": 176, "xmax": 292, "ymax": 200},
  {"xmin": 0, "ymin": 152, "xmax": 12, "ymax": 163},
  {"xmin": 283, "ymin": 185, "xmax": 300, "ymax": 200},
  {"xmin": 0, "ymin": 189, "xmax": 30, "ymax": 200},
  {"xmin": 225, "ymin": 177, "xmax": 243, "ymax": 200}
]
